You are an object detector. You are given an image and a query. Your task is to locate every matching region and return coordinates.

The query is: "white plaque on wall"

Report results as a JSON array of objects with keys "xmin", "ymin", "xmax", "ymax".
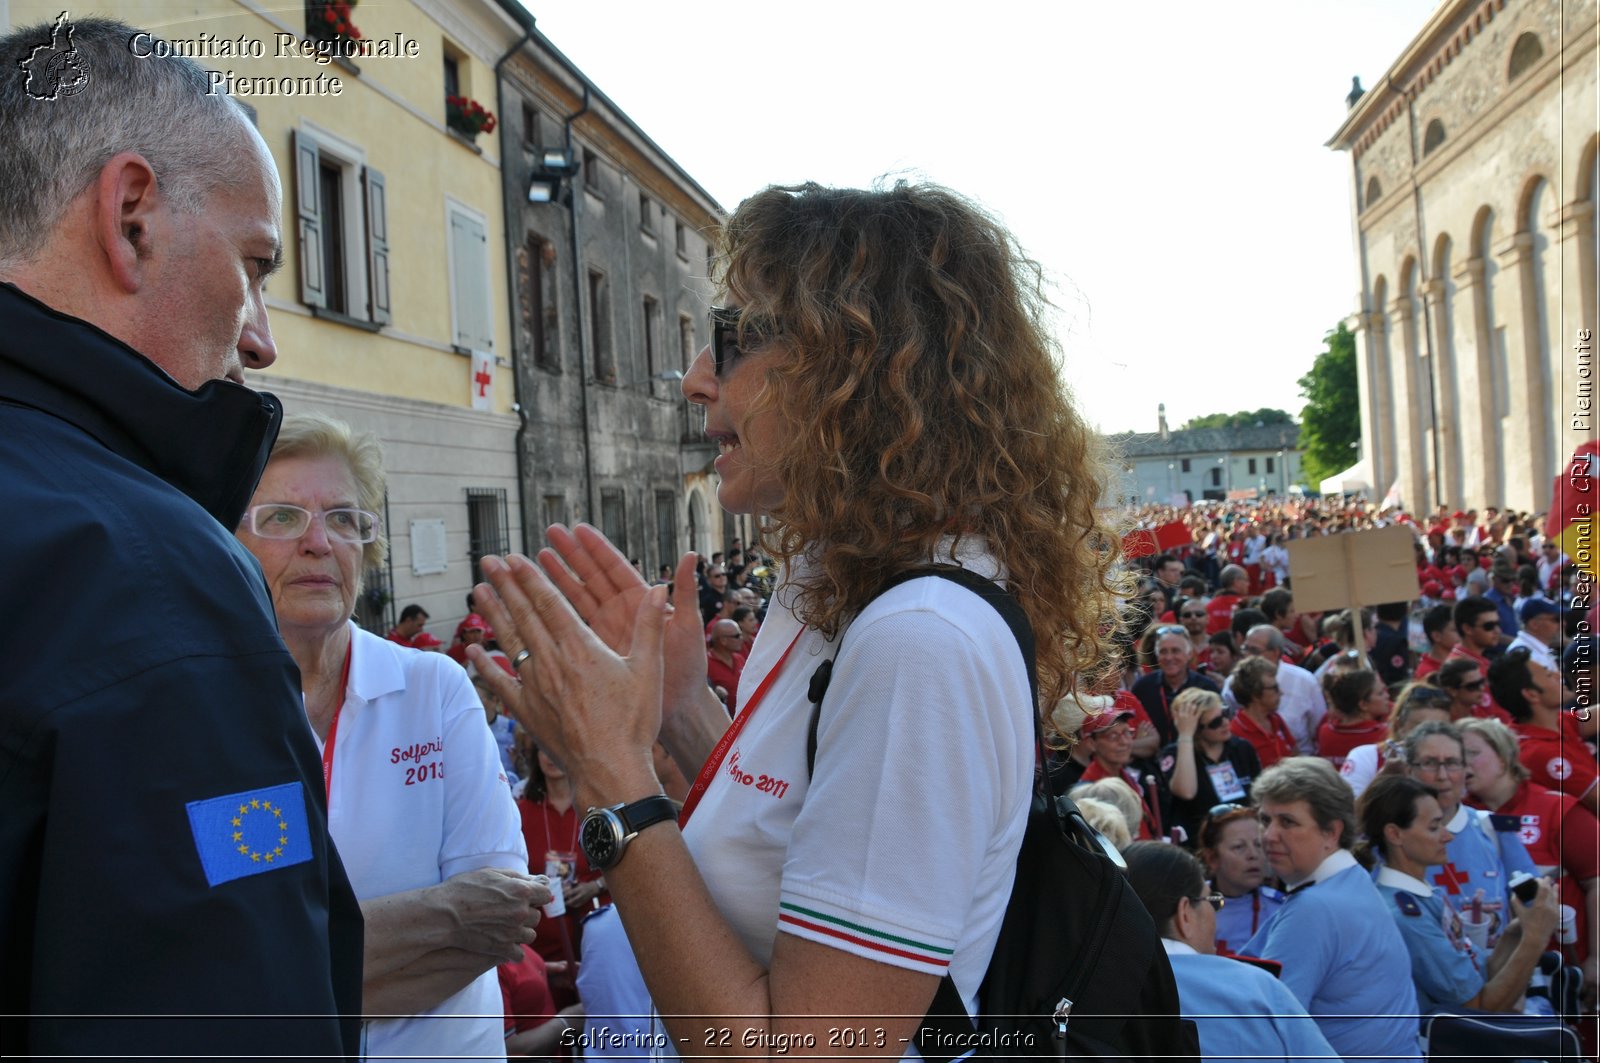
[{"xmin": 410, "ymin": 518, "xmax": 448, "ymax": 576}]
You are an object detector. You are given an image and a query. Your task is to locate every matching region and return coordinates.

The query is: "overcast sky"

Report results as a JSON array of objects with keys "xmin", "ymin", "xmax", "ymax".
[{"xmin": 527, "ymin": 1, "xmax": 1443, "ymax": 433}]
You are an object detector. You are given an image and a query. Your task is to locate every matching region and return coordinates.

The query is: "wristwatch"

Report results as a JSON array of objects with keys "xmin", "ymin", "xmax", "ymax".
[{"xmin": 579, "ymin": 795, "xmax": 676, "ymax": 870}]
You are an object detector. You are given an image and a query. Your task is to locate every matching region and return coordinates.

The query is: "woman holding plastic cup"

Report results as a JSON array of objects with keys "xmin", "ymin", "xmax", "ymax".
[
  {"xmin": 1460, "ymin": 717, "xmax": 1599, "ymax": 1005},
  {"xmin": 1360, "ymin": 774, "xmax": 1558, "ymax": 1013}
]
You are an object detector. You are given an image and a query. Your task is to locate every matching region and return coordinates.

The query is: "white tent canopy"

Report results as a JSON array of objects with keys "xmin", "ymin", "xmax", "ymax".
[{"xmin": 1320, "ymin": 459, "xmax": 1372, "ymax": 496}]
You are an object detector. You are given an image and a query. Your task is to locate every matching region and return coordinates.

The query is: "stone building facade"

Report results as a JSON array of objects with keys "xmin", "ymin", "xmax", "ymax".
[
  {"xmin": 497, "ymin": 16, "xmax": 729, "ymax": 571},
  {"xmin": 1328, "ymin": 0, "xmax": 1598, "ymax": 515},
  {"xmin": 1105, "ymin": 407, "xmax": 1304, "ymax": 506}
]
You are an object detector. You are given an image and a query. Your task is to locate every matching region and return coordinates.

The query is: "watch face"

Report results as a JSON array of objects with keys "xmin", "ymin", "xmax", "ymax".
[{"xmin": 581, "ymin": 811, "xmax": 620, "ymax": 868}]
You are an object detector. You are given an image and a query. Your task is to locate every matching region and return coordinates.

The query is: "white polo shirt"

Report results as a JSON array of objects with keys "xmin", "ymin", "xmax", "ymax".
[{"xmin": 320, "ymin": 624, "xmax": 528, "ymax": 1062}]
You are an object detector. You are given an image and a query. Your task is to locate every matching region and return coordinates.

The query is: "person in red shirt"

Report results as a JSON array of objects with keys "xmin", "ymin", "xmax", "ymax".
[
  {"xmin": 1436, "ymin": 657, "xmax": 1512, "ymax": 726},
  {"xmin": 447, "ymin": 612, "xmax": 491, "ymax": 666},
  {"xmin": 705, "ymin": 618, "xmax": 746, "ymax": 715},
  {"xmin": 1414, "ymin": 604, "xmax": 1458, "ymax": 680},
  {"xmin": 1317, "ymin": 667, "xmax": 1391, "ymax": 769},
  {"xmin": 1489, "ymin": 646, "xmax": 1600, "ymax": 816},
  {"xmin": 1078, "ymin": 706, "xmax": 1162, "ymax": 839},
  {"xmin": 1205, "ymin": 564, "xmax": 1250, "ymax": 636},
  {"xmin": 1446, "ymin": 598, "xmax": 1512, "ymax": 720},
  {"xmin": 1461, "ymin": 717, "xmax": 1599, "ymax": 1004},
  {"xmin": 1229, "ymin": 656, "xmax": 1296, "ymax": 769},
  {"xmin": 384, "ymin": 603, "xmax": 429, "ymax": 646}
]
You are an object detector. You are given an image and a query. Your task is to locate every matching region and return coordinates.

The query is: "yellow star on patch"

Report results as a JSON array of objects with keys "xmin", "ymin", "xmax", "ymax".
[
  {"xmin": 237, "ymin": 844, "xmax": 249, "ymax": 855},
  {"xmin": 264, "ymin": 853, "xmax": 275, "ymax": 863},
  {"xmin": 230, "ymin": 817, "xmax": 241, "ymax": 827},
  {"xmin": 233, "ymin": 832, "xmax": 243, "ymax": 842},
  {"xmin": 263, "ymin": 801, "xmax": 278, "ymax": 815},
  {"xmin": 279, "ymin": 836, "xmax": 288, "ymax": 846},
  {"xmin": 277, "ymin": 820, "xmax": 287, "ymax": 830},
  {"xmin": 238, "ymin": 804, "xmax": 248, "ymax": 815},
  {"xmin": 250, "ymin": 799, "xmax": 261, "ymax": 809},
  {"xmin": 250, "ymin": 853, "xmax": 261, "ymax": 862}
]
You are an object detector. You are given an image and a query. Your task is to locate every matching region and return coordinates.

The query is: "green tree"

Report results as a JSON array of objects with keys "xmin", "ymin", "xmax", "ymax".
[
  {"xmin": 1180, "ymin": 407, "xmax": 1294, "ymax": 431},
  {"xmin": 1297, "ymin": 322, "xmax": 1361, "ymax": 485}
]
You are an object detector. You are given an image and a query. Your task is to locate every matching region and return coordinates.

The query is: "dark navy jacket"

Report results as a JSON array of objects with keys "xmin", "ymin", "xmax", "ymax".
[{"xmin": 0, "ymin": 283, "xmax": 363, "ymax": 1058}]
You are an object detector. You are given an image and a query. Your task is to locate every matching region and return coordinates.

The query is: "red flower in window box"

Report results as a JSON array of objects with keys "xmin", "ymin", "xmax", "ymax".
[{"xmin": 446, "ymin": 94, "xmax": 497, "ymax": 138}]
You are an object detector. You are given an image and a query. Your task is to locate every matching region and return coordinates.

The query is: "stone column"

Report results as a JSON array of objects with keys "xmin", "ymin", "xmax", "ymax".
[
  {"xmin": 1424, "ymin": 277, "xmax": 1463, "ymax": 507},
  {"xmin": 1390, "ymin": 295, "xmax": 1430, "ymax": 513},
  {"xmin": 1453, "ymin": 257, "xmax": 1499, "ymax": 508},
  {"xmin": 1498, "ymin": 232, "xmax": 1546, "ymax": 511},
  {"xmin": 1350, "ymin": 308, "xmax": 1384, "ymax": 493}
]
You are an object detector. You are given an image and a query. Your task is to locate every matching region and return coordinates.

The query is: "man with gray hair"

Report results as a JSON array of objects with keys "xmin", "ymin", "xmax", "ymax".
[
  {"xmin": 0, "ymin": 17, "xmax": 361, "ymax": 1057},
  {"xmin": 1223, "ymin": 625, "xmax": 1328, "ymax": 755}
]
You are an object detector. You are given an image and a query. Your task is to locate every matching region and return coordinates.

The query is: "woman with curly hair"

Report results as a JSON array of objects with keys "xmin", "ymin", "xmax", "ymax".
[{"xmin": 468, "ymin": 181, "xmax": 1125, "ymax": 1051}]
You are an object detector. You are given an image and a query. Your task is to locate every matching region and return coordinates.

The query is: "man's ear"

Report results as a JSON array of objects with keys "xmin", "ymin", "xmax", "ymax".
[{"xmin": 95, "ymin": 152, "xmax": 161, "ymax": 294}]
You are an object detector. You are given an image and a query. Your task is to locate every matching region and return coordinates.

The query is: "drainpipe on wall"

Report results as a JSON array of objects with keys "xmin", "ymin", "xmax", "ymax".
[
  {"xmin": 494, "ymin": 20, "xmax": 534, "ymax": 552},
  {"xmin": 562, "ymin": 86, "xmax": 594, "ymax": 523}
]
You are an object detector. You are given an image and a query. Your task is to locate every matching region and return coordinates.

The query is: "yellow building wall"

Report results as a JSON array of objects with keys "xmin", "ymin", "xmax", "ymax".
[{"xmin": 8, "ymin": 0, "xmax": 514, "ymax": 414}]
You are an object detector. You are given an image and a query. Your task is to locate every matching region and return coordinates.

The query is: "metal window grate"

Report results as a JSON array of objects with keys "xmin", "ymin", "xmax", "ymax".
[{"xmin": 466, "ymin": 488, "xmax": 510, "ymax": 587}]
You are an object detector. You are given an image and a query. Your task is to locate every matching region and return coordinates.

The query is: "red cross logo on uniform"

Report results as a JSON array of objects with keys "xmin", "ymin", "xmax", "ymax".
[
  {"xmin": 474, "ymin": 366, "xmax": 492, "ymax": 397},
  {"xmin": 1432, "ymin": 862, "xmax": 1465, "ymax": 895}
]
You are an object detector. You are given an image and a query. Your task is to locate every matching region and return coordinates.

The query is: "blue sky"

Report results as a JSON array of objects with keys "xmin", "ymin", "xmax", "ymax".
[{"xmin": 528, "ymin": 0, "xmax": 1444, "ymax": 432}]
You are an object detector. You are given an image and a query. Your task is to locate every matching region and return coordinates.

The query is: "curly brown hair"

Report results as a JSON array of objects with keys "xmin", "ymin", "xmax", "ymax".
[{"xmin": 715, "ymin": 181, "xmax": 1126, "ymax": 707}]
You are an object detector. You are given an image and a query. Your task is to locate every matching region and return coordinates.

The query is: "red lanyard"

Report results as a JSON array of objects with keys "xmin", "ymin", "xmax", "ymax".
[
  {"xmin": 678, "ymin": 627, "xmax": 806, "ymax": 828},
  {"xmin": 320, "ymin": 642, "xmax": 354, "ymax": 802}
]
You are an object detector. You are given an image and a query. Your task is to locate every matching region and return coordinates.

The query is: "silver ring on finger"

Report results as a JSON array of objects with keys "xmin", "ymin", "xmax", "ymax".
[{"xmin": 511, "ymin": 649, "xmax": 532, "ymax": 670}]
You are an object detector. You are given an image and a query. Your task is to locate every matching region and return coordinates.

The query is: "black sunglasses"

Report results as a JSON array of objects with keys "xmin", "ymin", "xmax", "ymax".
[{"xmin": 708, "ymin": 305, "xmax": 775, "ymax": 376}]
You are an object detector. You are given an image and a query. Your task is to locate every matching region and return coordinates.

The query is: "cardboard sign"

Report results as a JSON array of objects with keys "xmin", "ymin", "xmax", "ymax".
[{"xmin": 1287, "ymin": 525, "xmax": 1419, "ymax": 614}]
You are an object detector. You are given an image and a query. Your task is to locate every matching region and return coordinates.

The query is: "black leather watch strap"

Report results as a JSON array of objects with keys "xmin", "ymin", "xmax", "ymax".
[{"xmin": 616, "ymin": 794, "xmax": 676, "ymax": 837}]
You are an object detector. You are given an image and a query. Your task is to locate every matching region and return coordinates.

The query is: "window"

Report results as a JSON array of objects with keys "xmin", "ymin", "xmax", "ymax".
[
  {"xmin": 1266, "ymin": 457, "xmax": 1276, "ymax": 474},
  {"xmin": 522, "ymin": 233, "xmax": 558, "ymax": 370},
  {"xmin": 1180, "ymin": 459, "xmax": 1191, "ymax": 473},
  {"xmin": 292, "ymin": 128, "xmax": 390, "ymax": 326},
  {"xmin": 443, "ymin": 55, "xmax": 460, "ymax": 100},
  {"xmin": 465, "ymin": 487, "xmax": 509, "ymax": 588},
  {"xmin": 1211, "ymin": 468, "xmax": 1222, "ymax": 487},
  {"xmin": 583, "ymin": 147, "xmax": 601, "ymax": 193},
  {"xmin": 600, "ymin": 488, "xmax": 627, "ymax": 553},
  {"xmin": 1248, "ymin": 458, "xmax": 1257, "ymax": 475},
  {"xmin": 679, "ymin": 313, "xmax": 695, "ymax": 373},
  {"xmin": 522, "ymin": 102, "xmax": 540, "ymax": 149},
  {"xmin": 542, "ymin": 494, "xmax": 567, "ymax": 538},
  {"xmin": 642, "ymin": 296, "xmax": 660, "ymax": 381},
  {"xmin": 448, "ymin": 203, "xmax": 493, "ymax": 353},
  {"xmin": 588, "ymin": 269, "xmax": 613, "ymax": 383},
  {"xmin": 1508, "ymin": 32, "xmax": 1543, "ymax": 81},
  {"xmin": 639, "ymin": 192, "xmax": 655, "ymax": 234},
  {"xmin": 1423, "ymin": 119, "xmax": 1446, "ymax": 156},
  {"xmin": 675, "ymin": 220, "xmax": 687, "ymax": 258},
  {"xmin": 655, "ymin": 490, "xmax": 677, "ymax": 572},
  {"xmin": 1365, "ymin": 175, "xmax": 1383, "ymax": 208}
]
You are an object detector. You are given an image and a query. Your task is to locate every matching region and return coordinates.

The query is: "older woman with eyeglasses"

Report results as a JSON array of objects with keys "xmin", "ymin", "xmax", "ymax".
[
  {"xmin": 1228, "ymin": 656, "xmax": 1297, "ymax": 770},
  {"xmin": 236, "ymin": 413, "xmax": 543, "ymax": 1059},
  {"xmin": 1122, "ymin": 842, "xmax": 1335, "ymax": 1063},
  {"xmin": 1403, "ymin": 720, "xmax": 1540, "ymax": 941},
  {"xmin": 1163, "ymin": 688, "xmax": 1260, "ymax": 846}
]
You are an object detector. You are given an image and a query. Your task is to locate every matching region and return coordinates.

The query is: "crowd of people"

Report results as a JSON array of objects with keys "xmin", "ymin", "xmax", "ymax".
[
  {"xmin": 8, "ymin": 14, "xmax": 1598, "ymax": 1060},
  {"xmin": 1055, "ymin": 497, "xmax": 1597, "ymax": 1058}
]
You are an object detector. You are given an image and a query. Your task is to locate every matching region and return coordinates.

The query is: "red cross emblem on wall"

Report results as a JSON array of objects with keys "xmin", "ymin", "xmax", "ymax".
[
  {"xmin": 474, "ymin": 366, "xmax": 492, "ymax": 397},
  {"xmin": 1432, "ymin": 863, "xmax": 1465, "ymax": 895}
]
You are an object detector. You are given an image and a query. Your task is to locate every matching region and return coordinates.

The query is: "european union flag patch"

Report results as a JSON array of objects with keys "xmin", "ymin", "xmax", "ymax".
[{"xmin": 187, "ymin": 782, "xmax": 313, "ymax": 887}]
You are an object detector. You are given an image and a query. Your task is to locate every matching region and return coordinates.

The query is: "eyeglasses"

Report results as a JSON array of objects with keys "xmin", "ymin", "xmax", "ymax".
[
  {"xmin": 1094, "ymin": 725, "xmax": 1134, "ymax": 741},
  {"xmin": 1180, "ymin": 612, "xmax": 1207, "ymax": 620},
  {"xmin": 1241, "ymin": 644, "xmax": 1269, "ymax": 655},
  {"xmin": 1155, "ymin": 626, "xmax": 1188, "ymax": 638},
  {"xmin": 1455, "ymin": 678, "xmax": 1486, "ymax": 692},
  {"xmin": 1201, "ymin": 715, "xmax": 1229, "ymax": 731},
  {"xmin": 1413, "ymin": 757, "xmax": 1465, "ymax": 773},
  {"xmin": 1259, "ymin": 683, "xmax": 1280, "ymax": 692},
  {"xmin": 243, "ymin": 504, "xmax": 379, "ymax": 543},
  {"xmin": 1189, "ymin": 893, "xmax": 1226, "ymax": 911},
  {"xmin": 1476, "ymin": 621, "xmax": 1501, "ymax": 631},
  {"xmin": 1208, "ymin": 802, "xmax": 1247, "ymax": 818},
  {"xmin": 708, "ymin": 305, "xmax": 775, "ymax": 376}
]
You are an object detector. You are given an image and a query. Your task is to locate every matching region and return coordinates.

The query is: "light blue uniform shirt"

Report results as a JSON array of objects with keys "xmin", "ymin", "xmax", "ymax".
[
  {"xmin": 1162, "ymin": 941, "xmax": 1338, "ymax": 1061},
  {"xmin": 1425, "ymin": 804, "xmax": 1538, "ymax": 920},
  {"xmin": 1245, "ymin": 851, "xmax": 1423, "ymax": 1062},
  {"xmin": 1374, "ymin": 866, "xmax": 1484, "ymax": 1014}
]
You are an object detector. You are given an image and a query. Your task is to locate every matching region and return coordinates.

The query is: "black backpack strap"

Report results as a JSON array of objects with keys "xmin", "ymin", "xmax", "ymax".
[{"xmin": 802, "ymin": 566, "xmax": 1039, "ymax": 1063}]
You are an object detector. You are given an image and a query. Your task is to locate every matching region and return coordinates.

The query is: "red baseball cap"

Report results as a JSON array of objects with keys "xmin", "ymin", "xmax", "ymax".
[
  {"xmin": 1081, "ymin": 706, "xmax": 1136, "ymax": 737},
  {"xmin": 462, "ymin": 612, "xmax": 490, "ymax": 634},
  {"xmin": 412, "ymin": 632, "xmax": 442, "ymax": 649}
]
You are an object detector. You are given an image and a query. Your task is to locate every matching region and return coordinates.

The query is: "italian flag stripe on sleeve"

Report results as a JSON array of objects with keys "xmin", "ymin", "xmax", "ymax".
[{"xmin": 777, "ymin": 901, "xmax": 953, "ymax": 968}]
